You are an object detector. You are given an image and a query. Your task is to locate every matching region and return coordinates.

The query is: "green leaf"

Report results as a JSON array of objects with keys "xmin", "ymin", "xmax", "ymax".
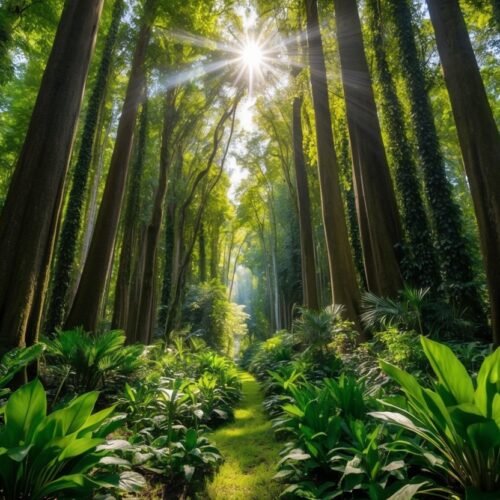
[
  {"xmin": 58, "ymin": 437, "xmax": 103, "ymax": 461},
  {"xmin": 475, "ymin": 348, "xmax": 500, "ymax": 419},
  {"xmin": 282, "ymin": 403, "xmax": 304, "ymax": 418},
  {"xmin": 5, "ymin": 379, "xmax": 46, "ymax": 445},
  {"xmin": 36, "ymin": 473, "xmax": 99, "ymax": 498},
  {"xmin": 379, "ymin": 361, "xmax": 423, "ymax": 403},
  {"xmin": 420, "ymin": 336, "xmax": 474, "ymax": 404},
  {"xmin": 387, "ymin": 482, "xmax": 429, "ymax": 500},
  {"xmin": 119, "ymin": 470, "xmax": 146, "ymax": 492}
]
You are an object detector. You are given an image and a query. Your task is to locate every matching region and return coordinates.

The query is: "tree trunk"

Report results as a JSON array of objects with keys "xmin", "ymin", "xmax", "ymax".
[
  {"xmin": 66, "ymin": 0, "xmax": 157, "ymax": 331},
  {"xmin": 46, "ymin": 0, "xmax": 124, "ymax": 334},
  {"xmin": 292, "ymin": 96, "xmax": 319, "ymax": 310},
  {"xmin": 158, "ymin": 203, "xmax": 175, "ymax": 329},
  {"xmin": 304, "ymin": 0, "xmax": 362, "ymax": 329},
  {"xmin": 334, "ymin": 0, "xmax": 403, "ymax": 297},
  {"xmin": 112, "ymin": 98, "xmax": 148, "ymax": 332},
  {"xmin": 366, "ymin": 0, "xmax": 440, "ymax": 291},
  {"xmin": 135, "ymin": 89, "xmax": 176, "ymax": 344},
  {"xmin": 427, "ymin": 0, "xmax": 500, "ymax": 344},
  {"xmin": 387, "ymin": 0, "xmax": 486, "ymax": 324},
  {"xmin": 0, "ymin": 0, "xmax": 104, "ymax": 353},
  {"xmin": 199, "ymin": 222, "xmax": 207, "ymax": 282}
]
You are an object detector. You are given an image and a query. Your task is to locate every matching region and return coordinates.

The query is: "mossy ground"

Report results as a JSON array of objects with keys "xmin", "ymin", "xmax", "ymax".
[{"xmin": 203, "ymin": 372, "xmax": 283, "ymax": 500}]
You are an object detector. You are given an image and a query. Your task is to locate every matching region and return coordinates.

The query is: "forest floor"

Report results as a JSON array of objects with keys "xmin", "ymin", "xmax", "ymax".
[{"xmin": 203, "ymin": 372, "xmax": 283, "ymax": 500}]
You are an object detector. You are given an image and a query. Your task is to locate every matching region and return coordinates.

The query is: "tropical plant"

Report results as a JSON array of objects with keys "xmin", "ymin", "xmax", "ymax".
[
  {"xmin": 329, "ymin": 420, "xmax": 428, "ymax": 499},
  {"xmin": 0, "ymin": 379, "xmax": 135, "ymax": 499},
  {"xmin": 0, "ymin": 343, "xmax": 45, "ymax": 397},
  {"xmin": 361, "ymin": 287, "xmax": 476, "ymax": 338},
  {"xmin": 128, "ymin": 427, "xmax": 223, "ymax": 497},
  {"xmin": 372, "ymin": 337, "xmax": 500, "ymax": 496},
  {"xmin": 43, "ymin": 328, "xmax": 144, "ymax": 394},
  {"xmin": 374, "ymin": 328, "xmax": 427, "ymax": 372}
]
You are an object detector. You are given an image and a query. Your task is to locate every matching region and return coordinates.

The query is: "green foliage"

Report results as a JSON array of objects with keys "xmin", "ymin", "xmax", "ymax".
[
  {"xmin": 271, "ymin": 374, "xmax": 423, "ymax": 500},
  {"xmin": 0, "ymin": 379, "xmax": 133, "ymax": 499},
  {"xmin": 183, "ymin": 280, "xmax": 248, "ymax": 353},
  {"xmin": 294, "ymin": 305, "xmax": 344, "ymax": 358},
  {"xmin": 386, "ymin": 0, "xmax": 486, "ymax": 323},
  {"xmin": 373, "ymin": 328, "xmax": 426, "ymax": 372},
  {"xmin": 373, "ymin": 337, "xmax": 500, "ymax": 495},
  {"xmin": 43, "ymin": 329, "xmax": 144, "ymax": 394},
  {"xmin": 118, "ymin": 339, "xmax": 241, "ymax": 494},
  {"xmin": 247, "ymin": 332, "xmax": 295, "ymax": 379},
  {"xmin": 0, "ymin": 343, "xmax": 44, "ymax": 397},
  {"xmin": 361, "ymin": 286, "xmax": 477, "ymax": 338}
]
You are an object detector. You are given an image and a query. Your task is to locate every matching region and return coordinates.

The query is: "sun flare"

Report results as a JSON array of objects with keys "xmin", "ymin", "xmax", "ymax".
[{"xmin": 240, "ymin": 40, "xmax": 263, "ymax": 71}]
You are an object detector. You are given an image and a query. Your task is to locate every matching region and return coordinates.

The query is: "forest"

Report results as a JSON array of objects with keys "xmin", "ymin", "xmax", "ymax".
[{"xmin": 0, "ymin": 0, "xmax": 499, "ymax": 498}]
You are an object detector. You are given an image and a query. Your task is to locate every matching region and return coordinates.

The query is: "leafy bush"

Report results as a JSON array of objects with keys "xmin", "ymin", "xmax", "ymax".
[
  {"xmin": 272, "ymin": 375, "xmax": 421, "ymax": 499},
  {"xmin": 372, "ymin": 337, "xmax": 500, "ymax": 496},
  {"xmin": 43, "ymin": 328, "xmax": 144, "ymax": 394},
  {"xmin": 0, "ymin": 379, "xmax": 135, "ymax": 499},
  {"xmin": 182, "ymin": 280, "xmax": 249, "ymax": 353},
  {"xmin": 373, "ymin": 328, "xmax": 427, "ymax": 372},
  {"xmin": 247, "ymin": 332, "xmax": 294, "ymax": 379},
  {"xmin": 0, "ymin": 343, "xmax": 44, "ymax": 397},
  {"xmin": 361, "ymin": 286, "xmax": 476, "ymax": 338},
  {"xmin": 117, "ymin": 339, "xmax": 241, "ymax": 495}
]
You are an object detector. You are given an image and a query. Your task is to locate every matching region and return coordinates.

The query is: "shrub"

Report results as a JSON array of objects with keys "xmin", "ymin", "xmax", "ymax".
[
  {"xmin": 43, "ymin": 328, "xmax": 144, "ymax": 394},
  {"xmin": 361, "ymin": 286, "xmax": 476, "ymax": 338},
  {"xmin": 372, "ymin": 337, "xmax": 500, "ymax": 496},
  {"xmin": 0, "ymin": 344, "xmax": 44, "ymax": 397},
  {"xmin": 0, "ymin": 379, "xmax": 133, "ymax": 499}
]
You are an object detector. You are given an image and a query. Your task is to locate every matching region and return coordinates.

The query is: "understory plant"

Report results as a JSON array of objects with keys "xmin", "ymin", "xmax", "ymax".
[
  {"xmin": 372, "ymin": 336, "xmax": 500, "ymax": 497},
  {"xmin": 117, "ymin": 338, "xmax": 241, "ymax": 495},
  {"xmin": 361, "ymin": 286, "xmax": 477, "ymax": 338},
  {"xmin": 43, "ymin": 328, "xmax": 144, "ymax": 395},
  {"xmin": 0, "ymin": 379, "xmax": 141, "ymax": 499},
  {"xmin": 272, "ymin": 374, "xmax": 428, "ymax": 499},
  {"xmin": 0, "ymin": 343, "xmax": 45, "ymax": 398}
]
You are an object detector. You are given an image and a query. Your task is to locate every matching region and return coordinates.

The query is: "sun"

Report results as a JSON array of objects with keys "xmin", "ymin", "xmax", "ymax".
[{"xmin": 240, "ymin": 40, "xmax": 263, "ymax": 71}]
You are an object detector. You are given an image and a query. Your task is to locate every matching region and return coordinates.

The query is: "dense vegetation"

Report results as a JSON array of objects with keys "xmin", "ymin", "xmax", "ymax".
[{"xmin": 0, "ymin": 0, "xmax": 499, "ymax": 498}]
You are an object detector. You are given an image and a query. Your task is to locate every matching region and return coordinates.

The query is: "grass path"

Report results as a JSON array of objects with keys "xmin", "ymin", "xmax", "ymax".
[{"xmin": 203, "ymin": 371, "xmax": 283, "ymax": 500}]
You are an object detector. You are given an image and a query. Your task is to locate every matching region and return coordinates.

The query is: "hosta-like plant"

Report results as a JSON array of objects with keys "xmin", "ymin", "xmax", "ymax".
[
  {"xmin": 372, "ymin": 337, "xmax": 500, "ymax": 496},
  {"xmin": 0, "ymin": 379, "xmax": 131, "ymax": 499}
]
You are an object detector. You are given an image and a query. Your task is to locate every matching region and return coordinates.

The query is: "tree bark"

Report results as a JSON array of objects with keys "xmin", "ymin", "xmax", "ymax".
[
  {"xmin": 46, "ymin": 0, "xmax": 124, "ymax": 333},
  {"xmin": 135, "ymin": 89, "xmax": 176, "ymax": 344},
  {"xmin": 366, "ymin": 0, "xmax": 440, "ymax": 291},
  {"xmin": 427, "ymin": 0, "xmax": 500, "ymax": 344},
  {"xmin": 292, "ymin": 96, "xmax": 319, "ymax": 310},
  {"xmin": 387, "ymin": 0, "xmax": 486, "ymax": 324},
  {"xmin": 304, "ymin": 0, "xmax": 362, "ymax": 329},
  {"xmin": 66, "ymin": 0, "xmax": 157, "ymax": 331},
  {"xmin": 199, "ymin": 222, "xmax": 207, "ymax": 282},
  {"xmin": 112, "ymin": 97, "xmax": 148, "ymax": 333},
  {"xmin": 333, "ymin": 0, "xmax": 403, "ymax": 297},
  {"xmin": 0, "ymin": 0, "xmax": 104, "ymax": 352}
]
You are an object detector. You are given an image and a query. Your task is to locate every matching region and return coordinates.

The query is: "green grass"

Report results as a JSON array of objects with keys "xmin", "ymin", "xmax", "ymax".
[{"xmin": 203, "ymin": 371, "xmax": 283, "ymax": 500}]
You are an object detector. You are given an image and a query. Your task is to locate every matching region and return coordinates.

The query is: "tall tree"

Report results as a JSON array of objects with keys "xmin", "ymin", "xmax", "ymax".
[
  {"xmin": 46, "ymin": 0, "xmax": 124, "ymax": 334},
  {"xmin": 135, "ymin": 88, "xmax": 177, "ymax": 344},
  {"xmin": 366, "ymin": 0, "xmax": 440, "ymax": 290},
  {"xmin": 292, "ymin": 95, "xmax": 319, "ymax": 310},
  {"xmin": 304, "ymin": 0, "xmax": 362, "ymax": 328},
  {"xmin": 0, "ymin": 0, "xmax": 104, "ymax": 353},
  {"xmin": 387, "ymin": 0, "xmax": 486, "ymax": 323},
  {"xmin": 66, "ymin": 0, "xmax": 158, "ymax": 331},
  {"xmin": 427, "ymin": 0, "xmax": 500, "ymax": 344},
  {"xmin": 333, "ymin": 0, "xmax": 403, "ymax": 297},
  {"xmin": 112, "ymin": 97, "xmax": 149, "ymax": 334}
]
